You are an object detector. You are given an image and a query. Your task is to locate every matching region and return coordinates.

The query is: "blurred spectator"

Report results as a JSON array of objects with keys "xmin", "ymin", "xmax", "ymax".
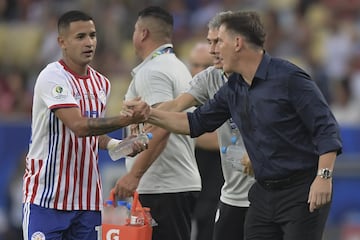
[
  {"xmin": 0, "ymin": 207, "xmax": 9, "ymax": 240},
  {"xmin": 36, "ymin": 12, "xmax": 62, "ymax": 68},
  {"xmin": 187, "ymin": 42, "xmax": 213, "ymax": 76},
  {"xmin": 348, "ymin": 51, "xmax": 360, "ymax": 102},
  {"xmin": 189, "ymin": 0, "xmax": 221, "ymax": 37},
  {"xmin": 3, "ymin": 153, "xmax": 26, "ymax": 239},
  {"xmin": 0, "ymin": 0, "xmax": 17, "ymax": 21},
  {"xmin": 331, "ymin": 77, "xmax": 360, "ymax": 126},
  {"xmin": 323, "ymin": 17, "xmax": 357, "ymax": 82},
  {"xmin": 167, "ymin": 0, "xmax": 191, "ymax": 42},
  {"xmin": 0, "ymin": 70, "xmax": 32, "ymax": 119}
]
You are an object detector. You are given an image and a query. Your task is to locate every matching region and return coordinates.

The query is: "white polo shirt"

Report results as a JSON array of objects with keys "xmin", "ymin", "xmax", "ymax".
[{"xmin": 125, "ymin": 44, "xmax": 201, "ymax": 194}]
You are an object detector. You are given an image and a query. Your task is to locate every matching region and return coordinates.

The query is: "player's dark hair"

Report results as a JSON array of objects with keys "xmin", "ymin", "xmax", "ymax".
[{"xmin": 58, "ymin": 10, "xmax": 93, "ymax": 33}]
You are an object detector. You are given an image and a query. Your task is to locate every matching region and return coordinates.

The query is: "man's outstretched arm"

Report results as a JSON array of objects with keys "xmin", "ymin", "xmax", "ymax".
[{"xmin": 147, "ymin": 108, "xmax": 191, "ymax": 135}]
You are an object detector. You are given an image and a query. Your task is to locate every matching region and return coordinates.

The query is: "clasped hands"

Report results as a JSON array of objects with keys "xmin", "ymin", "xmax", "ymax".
[
  {"xmin": 121, "ymin": 97, "xmax": 255, "ymax": 176},
  {"xmin": 120, "ymin": 96, "xmax": 151, "ymax": 123}
]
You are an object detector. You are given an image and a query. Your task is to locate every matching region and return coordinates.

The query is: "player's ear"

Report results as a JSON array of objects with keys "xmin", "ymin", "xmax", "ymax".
[{"xmin": 58, "ymin": 36, "xmax": 65, "ymax": 49}]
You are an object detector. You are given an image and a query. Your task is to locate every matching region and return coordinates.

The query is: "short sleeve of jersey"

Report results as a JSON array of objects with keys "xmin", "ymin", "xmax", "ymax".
[{"xmin": 36, "ymin": 65, "xmax": 78, "ymax": 110}]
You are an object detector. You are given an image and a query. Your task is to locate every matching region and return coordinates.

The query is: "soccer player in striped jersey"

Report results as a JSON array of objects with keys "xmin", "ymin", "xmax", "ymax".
[{"xmin": 22, "ymin": 10, "xmax": 149, "ymax": 240}]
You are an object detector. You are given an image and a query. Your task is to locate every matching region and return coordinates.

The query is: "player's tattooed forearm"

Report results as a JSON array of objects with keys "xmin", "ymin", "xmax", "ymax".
[{"xmin": 87, "ymin": 118, "xmax": 119, "ymax": 135}]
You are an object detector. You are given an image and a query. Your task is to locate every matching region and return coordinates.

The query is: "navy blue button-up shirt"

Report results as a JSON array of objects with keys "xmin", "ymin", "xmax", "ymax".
[{"xmin": 188, "ymin": 53, "xmax": 342, "ymax": 181}]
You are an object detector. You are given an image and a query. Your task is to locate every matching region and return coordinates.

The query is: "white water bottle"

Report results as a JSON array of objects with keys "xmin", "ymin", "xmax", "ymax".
[
  {"xmin": 129, "ymin": 207, "xmax": 145, "ymax": 226},
  {"xmin": 102, "ymin": 200, "xmax": 116, "ymax": 224},
  {"xmin": 102, "ymin": 199, "xmax": 132, "ymax": 225},
  {"xmin": 221, "ymin": 136, "xmax": 245, "ymax": 172},
  {"xmin": 108, "ymin": 132, "xmax": 153, "ymax": 161},
  {"xmin": 115, "ymin": 200, "xmax": 131, "ymax": 225}
]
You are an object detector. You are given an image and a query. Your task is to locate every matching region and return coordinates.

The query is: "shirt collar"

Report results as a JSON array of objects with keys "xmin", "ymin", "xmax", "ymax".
[
  {"xmin": 131, "ymin": 43, "xmax": 173, "ymax": 77},
  {"xmin": 254, "ymin": 51, "xmax": 271, "ymax": 81},
  {"xmin": 227, "ymin": 51, "xmax": 272, "ymax": 85}
]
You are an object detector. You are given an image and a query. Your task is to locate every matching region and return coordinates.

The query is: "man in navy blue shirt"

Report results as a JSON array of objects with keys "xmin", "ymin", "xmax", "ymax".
[{"xmin": 126, "ymin": 10, "xmax": 342, "ymax": 240}]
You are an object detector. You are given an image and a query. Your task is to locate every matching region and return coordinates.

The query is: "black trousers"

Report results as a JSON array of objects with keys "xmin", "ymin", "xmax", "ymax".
[
  {"xmin": 139, "ymin": 192, "xmax": 198, "ymax": 240},
  {"xmin": 245, "ymin": 171, "xmax": 330, "ymax": 240},
  {"xmin": 193, "ymin": 148, "xmax": 223, "ymax": 240},
  {"xmin": 213, "ymin": 201, "xmax": 248, "ymax": 240}
]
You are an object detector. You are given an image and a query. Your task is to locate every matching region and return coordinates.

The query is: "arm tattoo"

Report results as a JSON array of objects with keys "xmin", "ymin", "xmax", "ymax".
[{"xmin": 87, "ymin": 117, "xmax": 128, "ymax": 136}]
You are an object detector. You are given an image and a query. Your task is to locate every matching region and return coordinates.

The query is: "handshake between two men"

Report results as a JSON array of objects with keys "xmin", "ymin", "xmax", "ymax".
[{"xmin": 121, "ymin": 97, "xmax": 254, "ymax": 177}]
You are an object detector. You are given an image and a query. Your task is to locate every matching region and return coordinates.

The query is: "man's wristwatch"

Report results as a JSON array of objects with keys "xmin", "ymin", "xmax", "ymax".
[{"xmin": 317, "ymin": 168, "xmax": 333, "ymax": 179}]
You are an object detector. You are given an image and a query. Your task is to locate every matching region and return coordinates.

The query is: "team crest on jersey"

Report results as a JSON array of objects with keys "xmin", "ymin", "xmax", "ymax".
[
  {"xmin": 52, "ymin": 85, "xmax": 68, "ymax": 99},
  {"xmin": 31, "ymin": 231, "xmax": 46, "ymax": 240},
  {"xmin": 98, "ymin": 89, "xmax": 106, "ymax": 105}
]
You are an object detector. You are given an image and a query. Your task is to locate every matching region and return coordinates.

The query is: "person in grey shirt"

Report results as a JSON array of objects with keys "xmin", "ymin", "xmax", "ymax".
[
  {"xmin": 152, "ymin": 11, "xmax": 255, "ymax": 240},
  {"xmin": 187, "ymin": 41, "xmax": 224, "ymax": 240}
]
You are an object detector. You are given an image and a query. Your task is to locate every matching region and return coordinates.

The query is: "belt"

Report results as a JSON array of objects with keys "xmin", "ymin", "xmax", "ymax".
[{"xmin": 258, "ymin": 169, "xmax": 314, "ymax": 191}]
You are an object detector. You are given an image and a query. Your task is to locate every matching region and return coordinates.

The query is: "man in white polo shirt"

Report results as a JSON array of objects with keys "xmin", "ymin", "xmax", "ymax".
[{"xmin": 113, "ymin": 6, "xmax": 201, "ymax": 240}]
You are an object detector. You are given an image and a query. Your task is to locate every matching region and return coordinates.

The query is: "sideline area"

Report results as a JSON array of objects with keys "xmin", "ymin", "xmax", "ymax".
[{"xmin": 1, "ymin": 122, "xmax": 360, "ymax": 239}]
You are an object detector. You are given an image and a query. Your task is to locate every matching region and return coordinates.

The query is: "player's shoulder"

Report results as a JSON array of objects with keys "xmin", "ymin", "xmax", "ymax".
[
  {"xmin": 40, "ymin": 61, "xmax": 61, "ymax": 72},
  {"xmin": 37, "ymin": 61, "xmax": 67, "ymax": 82},
  {"xmin": 88, "ymin": 65, "xmax": 109, "ymax": 81},
  {"xmin": 88, "ymin": 65, "xmax": 104, "ymax": 76}
]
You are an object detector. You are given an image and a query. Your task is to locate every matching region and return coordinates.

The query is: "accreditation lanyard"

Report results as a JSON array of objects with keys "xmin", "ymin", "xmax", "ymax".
[{"xmin": 151, "ymin": 47, "xmax": 174, "ymax": 59}]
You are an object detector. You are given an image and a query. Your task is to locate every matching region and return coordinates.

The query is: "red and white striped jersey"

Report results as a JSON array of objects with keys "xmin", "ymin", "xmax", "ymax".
[{"xmin": 23, "ymin": 60, "xmax": 110, "ymax": 211}]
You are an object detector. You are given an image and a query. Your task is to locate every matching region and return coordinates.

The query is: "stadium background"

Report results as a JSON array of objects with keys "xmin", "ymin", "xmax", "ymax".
[{"xmin": 0, "ymin": 0, "xmax": 360, "ymax": 239}]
